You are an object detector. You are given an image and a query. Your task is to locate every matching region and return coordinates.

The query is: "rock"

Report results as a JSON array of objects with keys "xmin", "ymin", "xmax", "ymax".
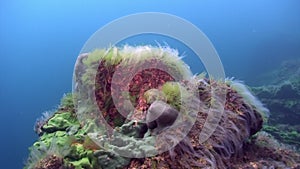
[
  {"xmin": 25, "ymin": 47, "xmax": 300, "ymax": 169},
  {"xmin": 146, "ymin": 100, "xmax": 179, "ymax": 131}
]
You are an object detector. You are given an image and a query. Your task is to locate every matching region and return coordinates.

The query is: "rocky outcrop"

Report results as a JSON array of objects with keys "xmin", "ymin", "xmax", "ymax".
[
  {"xmin": 25, "ymin": 46, "xmax": 300, "ymax": 169},
  {"xmin": 251, "ymin": 59, "xmax": 300, "ymax": 149}
]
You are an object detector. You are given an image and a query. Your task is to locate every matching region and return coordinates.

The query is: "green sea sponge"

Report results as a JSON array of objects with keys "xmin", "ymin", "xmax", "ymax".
[
  {"xmin": 42, "ymin": 112, "xmax": 79, "ymax": 133},
  {"xmin": 69, "ymin": 157, "xmax": 94, "ymax": 169},
  {"xmin": 94, "ymin": 149, "xmax": 131, "ymax": 169},
  {"xmin": 24, "ymin": 137, "xmax": 73, "ymax": 169},
  {"xmin": 67, "ymin": 144, "xmax": 99, "ymax": 169}
]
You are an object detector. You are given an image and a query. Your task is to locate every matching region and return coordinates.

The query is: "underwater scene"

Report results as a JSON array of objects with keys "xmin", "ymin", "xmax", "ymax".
[{"xmin": 1, "ymin": 1, "xmax": 300, "ymax": 169}]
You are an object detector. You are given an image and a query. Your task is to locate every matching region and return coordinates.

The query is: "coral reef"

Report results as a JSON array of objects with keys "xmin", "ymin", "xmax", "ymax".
[
  {"xmin": 25, "ymin": 46, "xmax": 300, "ymax": 168},
  {"xmin": 251, "ymin": 80, "xmax": 300, "ymax": 125},
  {"xmin": 251, "ymin": 59, "xmax": 300, "ymax": 149},
  {"xmin": 229, "ymin": 131, "xmax": 300, "ymax": 168},
  {"xmin": 263, "ymin": 124, "xmax": 300, "ymax": 147},
  {"xmin": 25, "ymin": 94, "xmax": 99, "ymax": 169},
  {"xmin": 126, "ymin": 78, "xmax": 267, "ymax": 168}
]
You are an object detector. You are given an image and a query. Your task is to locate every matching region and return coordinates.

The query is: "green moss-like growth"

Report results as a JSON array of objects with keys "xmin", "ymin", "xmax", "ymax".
[
  {"xmin": 144, "ymin": 89, "xmax": 167, "ymax": 104},
  {"xmin": 102, "ymin": 47, "xmax": 122, "ymax": 66},
  {"xmin": 83, "ymin": 46, "xmax": 190, "ymax": 80},
  {"xmin": 82, "ymin": 49, "xmax": 106, "ymax": 67},
  {"xmin": 25, "ymin": 93, "xmax": 102, "ymax": 169},
  {"xmin": 161, "ymin": 82, "xmax": 182, "ymax": 110},
  {"xmin": 263, "ymin": 125, "xmax": 300, "ymax": 147},
  {"xmin": 33, "ymin": 131, "xmax": 70, "ymax": 148},
  {"xmin": 42, "ymin": 112, "xmax": 79, "ymax": 133},
  {"xmin": 69, "ymin": 157, "xmax": 93, "ymax": 169},
  {"xmin": 252, "ymin": 80, "xmax": 300, "ymax": 125},
  {"xmin": 83, "ymin": 48, "xmax": 122, "ymax": 68},
  {"xmin": 67, "ymin": 144, "xmax": 99, "ymax": 169},
  {"xmin": 26, "ymin": 45, "xmax": 289, "ymax": 169},
  {"xmin": 60, "ymin": 93, "xmax": 75, "ymax": 111}
]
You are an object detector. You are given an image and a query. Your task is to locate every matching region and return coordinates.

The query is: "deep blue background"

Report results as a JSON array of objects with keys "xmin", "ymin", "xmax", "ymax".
[{"xmin": 0, "ymin": 0, "xmax": 299, "ymax": 168}]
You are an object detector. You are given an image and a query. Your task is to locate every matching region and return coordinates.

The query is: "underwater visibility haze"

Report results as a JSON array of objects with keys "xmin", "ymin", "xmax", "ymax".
[{"xmin": 0, "ymin": 0, "xmax": 300, "ymax": 169}]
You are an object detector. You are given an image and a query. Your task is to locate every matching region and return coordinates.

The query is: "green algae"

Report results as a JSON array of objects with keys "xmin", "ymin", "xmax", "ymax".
[
  {"xmin": 144, "ymin": 89, "xmax": 167, "ymax": 104},
  {"xmin": 69, "ymin": 157, "xmax": 94, "ymax": 169},
  {"xmin": 26, "ymin": 94, "xmax": 102, "ymax": 169},
  {"xmin": 26, "ymin": 45, "xmax": 280, "ymax": 168},
  {"xmin": 161, "ymin": 82, "xmax": 182, "ymax": 110},
  {"xmin": 42, "ymin": 112, "xmax": 79, "ymax": 133},
  {"xmin": 60, "ymin": 93, "xmax": 75, "ymax": 110},
  {"xmin": 82, "ymin": 49, "xmax": 106, "ymax": 67},
  {"xmin": 67, "ymin": 144, "xmax": 99, "ymax": 169},
  {"xmin": 263, "ymin": 125, "xmax": 300, "ymax": 147}
]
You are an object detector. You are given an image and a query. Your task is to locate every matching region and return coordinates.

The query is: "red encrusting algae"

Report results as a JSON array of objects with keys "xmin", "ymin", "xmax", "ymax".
[{"xmin": 95, "ymin": 59, "xmax": 175, "ymax": 127}]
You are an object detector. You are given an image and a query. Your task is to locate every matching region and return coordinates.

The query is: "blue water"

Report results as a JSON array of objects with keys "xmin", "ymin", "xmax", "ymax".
[{"xmin": 0, "ymin": 1, "xmax": 299, "ymax": 168}]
